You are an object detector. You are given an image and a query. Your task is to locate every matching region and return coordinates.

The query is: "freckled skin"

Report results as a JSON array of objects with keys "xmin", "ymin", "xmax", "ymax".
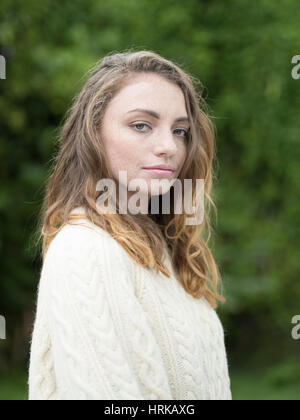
[{"xmin": 100, "ymin": 72, "xmax": 188, "ymax": 211}]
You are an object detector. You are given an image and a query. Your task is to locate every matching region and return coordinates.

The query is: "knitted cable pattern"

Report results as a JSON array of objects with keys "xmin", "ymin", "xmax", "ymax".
[
  {"xmin": 28, "ymin": 259, "xmax": 58, "ymax": 400},
  {"xmin": 28, "ymin": 216, "xmax": 232, "ymax": 400},
  {"xmin": 136, "ymin": 262, "xmax": 232, "ymax": 400}
]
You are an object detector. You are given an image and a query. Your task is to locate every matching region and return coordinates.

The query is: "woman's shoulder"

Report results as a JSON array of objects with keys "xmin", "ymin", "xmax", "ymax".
[
  {"xmin": 45, "ymin": 208, "xmax": 116, "ymax": 262},
  {"xmin": 39, "ymin": 208, "xmax": 137, "ymax": 295}
]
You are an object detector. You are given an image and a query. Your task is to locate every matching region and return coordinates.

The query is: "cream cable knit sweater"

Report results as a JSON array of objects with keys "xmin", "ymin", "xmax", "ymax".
[{"xmin": 28, "ymin": 207, "xmax": 232, "ymax": 400}]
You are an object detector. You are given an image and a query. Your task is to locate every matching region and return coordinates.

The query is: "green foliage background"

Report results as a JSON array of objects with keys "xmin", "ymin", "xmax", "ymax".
[{"xmin": 0, "ymin": 0, "xmax": 300, "ymax": 399}]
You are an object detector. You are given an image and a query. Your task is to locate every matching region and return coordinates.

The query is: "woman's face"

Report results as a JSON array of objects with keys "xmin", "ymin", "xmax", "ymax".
[{"xmin": 100, "ymin": 72, "xmax": 189, "ymax": 211}]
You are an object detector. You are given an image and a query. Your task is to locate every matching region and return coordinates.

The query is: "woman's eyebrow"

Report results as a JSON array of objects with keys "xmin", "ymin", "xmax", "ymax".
[{"xmin": 126, "ymin": 108, "xmax": 190, "ymax": 124}]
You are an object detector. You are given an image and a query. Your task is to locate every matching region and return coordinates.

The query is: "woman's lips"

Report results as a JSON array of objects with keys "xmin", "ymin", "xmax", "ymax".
[{"xmin": 143, "ymin": 168, "xmax": 174, "ymax": 177}]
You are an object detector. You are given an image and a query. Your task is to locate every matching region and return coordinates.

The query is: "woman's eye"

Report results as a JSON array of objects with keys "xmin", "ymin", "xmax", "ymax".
[
  {"xmin": 131, "ymin": 123, "xmax": 189, "ymax": 138},
  {"xmin": 131, "ymin": 123, "xmax": 149, "ymax": 132},
  {"xmin": 174, "ymin": 128, "xmax": 188, "ymax": 137}
]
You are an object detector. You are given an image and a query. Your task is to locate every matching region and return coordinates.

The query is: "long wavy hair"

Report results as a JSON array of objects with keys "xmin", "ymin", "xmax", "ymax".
[{"xmin": 35, "ymin": 49, "xmax": 225, "ymax": 309}]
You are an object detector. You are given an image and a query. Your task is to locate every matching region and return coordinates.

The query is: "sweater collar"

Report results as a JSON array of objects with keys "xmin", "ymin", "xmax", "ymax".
[{"xmin": 70, "ymin": 206, "xmax": 86, "ymax": 215}]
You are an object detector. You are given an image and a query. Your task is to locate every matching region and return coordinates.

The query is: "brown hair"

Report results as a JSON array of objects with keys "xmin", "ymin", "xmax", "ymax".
[{"xmin": 35, "ymin": 49, "xmax": 225, "ymax": 309}]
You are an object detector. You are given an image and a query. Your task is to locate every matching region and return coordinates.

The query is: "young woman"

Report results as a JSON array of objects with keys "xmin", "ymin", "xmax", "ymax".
[{"xmin": 28, "ymin": 50, "xmax": 232, "ymax": 400}]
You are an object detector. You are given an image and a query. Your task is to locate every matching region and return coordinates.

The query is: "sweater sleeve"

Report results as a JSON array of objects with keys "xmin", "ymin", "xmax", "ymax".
[{"xmin": 42, "ymin": 225, "xmax": 173, "ymax": 400}]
